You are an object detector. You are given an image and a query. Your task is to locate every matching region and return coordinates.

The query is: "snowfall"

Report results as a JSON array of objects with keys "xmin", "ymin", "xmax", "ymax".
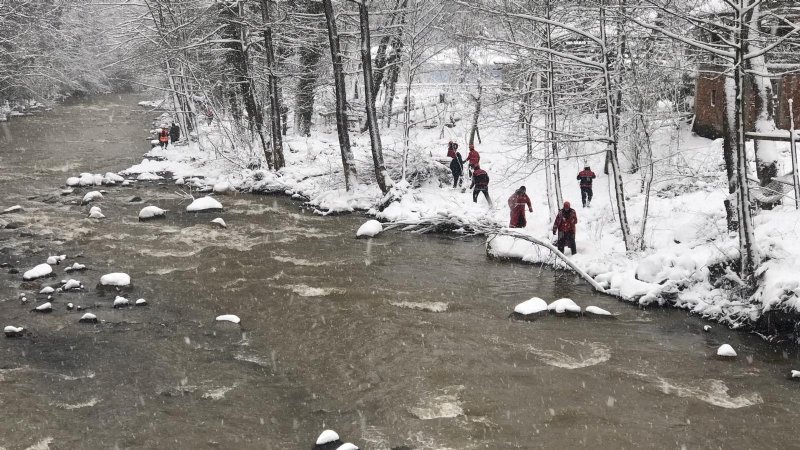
[{"xmin": 118, "ymin": 99, "xmax": 800, "ymax": 332}]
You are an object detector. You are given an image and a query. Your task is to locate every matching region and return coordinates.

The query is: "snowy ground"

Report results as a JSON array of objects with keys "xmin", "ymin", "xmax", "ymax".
[{"xmin": 120, "ymin": 101, "xmax": 800, "ymax": 332}]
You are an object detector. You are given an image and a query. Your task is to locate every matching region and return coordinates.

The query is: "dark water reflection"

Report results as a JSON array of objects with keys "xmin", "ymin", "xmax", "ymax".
[{"xmin": 1, "ymin": 95, "xmax": 800, "ymax": 449}]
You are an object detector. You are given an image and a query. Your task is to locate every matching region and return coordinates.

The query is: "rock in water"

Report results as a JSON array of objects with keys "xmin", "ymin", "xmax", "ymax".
[
  {"xmin": 137, "ymin": 172, "xmax": 163, "ymax": 181},
  {"xmin": 39, "ymin": 286, "xmax": 55, "ymax": 294},
  {"xmin": 548, "ymin": 298, "xmax": 581, "ymax": 315},
  {"xmin": 81, "ymin": 191, "xmax": 103, "ymax": 205},
  {"xmin": 23, "ymin": 263, "xmax": 53, "ymax": 281},
  {"xmin": 88, "ymin": 206, "xmax": 105, "ymax": 219},
  {"xmin": 314, "ymin": 430, "xmax": 342, "ymax": 450},
  {"xmin": 703, "ymin": 325, "xmax": 712, "ymax": 332},
  {"xmin": 356, "ymin": 220, "xmax": 383, "ymax": 238},
  {"xmin": 585, "ymin": 306, "xmax": 613, "ymax": 316},
  {"xmin": 34, "ymin": 302, "xmax": 52, "ymax": 313},
  {"xmin": 336, "ymin": 444, "xmax": 359, "ymax": 450},
  {"xmin": 79, "ymin": 313, "xmax": 98, "ymax": 323},
  {"xmin": 135, "ymin": 298, "xmax": 147, "ymax": 306},
  {"xmin": 211, "ymin": 218, "xmax": 227, "ymax": 228},
  {"xmin": 186, "ymin": 196, "xmax": 223, "ymax": 212},
  {"xmin": 113, "ymin": 296, "xmax": 130, "ymax": 308},
  {"xmin": 65, "ymin": 262, "xmax": 86, "ymax": 272},
  {"xmin": 100, "ymin": 272, "xmax": 131, "ymax": 287},
  {"xmin": 63, "ymin": 279, "xmax": 82, "ymax": 290},
  {"xmin": 67, "ymin": 303, "xmax": 74, "ymax": 310},
  {"xmin": 4, "ymin": 326, "xmax": 24, "ymax": 337},
  {"xmin": 61, "ymin": 188, "xmax": 74, "ymax": 196},
  {"xmin": 138, "ymin": 206, "xmax": 167, "ymax": 221},
  {"xmin": 717, "ymin": 344, "xmax": 737, "ymax": 357},
  {"xmin": 215, "ymin": 314, "xmax": 240, "ymax": 324},
  {"xmin": 513, "ymin": 297, "xmax": 548, "ymax": 319},
  {"xmin": 2, "ymin": 205, "xmax": 22, "ymax": 214}
]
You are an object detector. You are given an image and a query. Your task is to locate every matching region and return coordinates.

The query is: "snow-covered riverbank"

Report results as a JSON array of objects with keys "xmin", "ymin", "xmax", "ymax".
[{"xmin": 118, "ymin": 110, "xmax": 800, "ymax": 335}]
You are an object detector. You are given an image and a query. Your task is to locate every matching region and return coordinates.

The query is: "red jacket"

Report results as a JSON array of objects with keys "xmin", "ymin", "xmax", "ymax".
[
  {"xmin": 471, "ymin": 168, "xmax": 489, "ymax": 189},
  {"xmin": 577, "ymin": 169, "xmax": 596, "ymax": 188},
  {"xmin": 553, "ymin": 208, "xmax": 577, "ymax": 234},
  {"xmin": 508, "ymin": 193, "xmax": 532, "ymax": 228},
  {"xmin": 447, "ymin": 147, "xmax": 457, "ymax": 159},
  {"xmin": 467, "ymin": 149, "xmax": 480, "ymax": 167}
]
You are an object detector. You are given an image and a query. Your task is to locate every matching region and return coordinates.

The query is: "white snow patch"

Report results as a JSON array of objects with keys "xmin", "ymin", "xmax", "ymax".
[
  {"xmin": 80, "ymin": 313, "xmax": 97, "ymax": 322},
  {"xmin": 4, "ymin": 325, "xmax": 24, "ymax": 335},
  {"xmin": 389, "ymin": 301, "xmax": 448, "ymax": 312},
  {"xmin": 548, "ymin": 298, "xmax": 581, "ymax": 314},
  {"xmin": 211, "ymin": 217, "xmax": 227, "ymax": 228},
  {"xmin": 514, "ymin": 297, "xmax": 548, "ymax": 315},
  {"xmin": 39, "ymin": 286, "xmax": 54, "ymax": 294},
  {"xmin": 135, "ymin": 298, "xmax": 147, "ymax": 306},
  {"xmin": 791, "ymin": 370, "xmax": 800, "ymax": 379},
  {"xmin": 46, "ymin": 255, "xmax": 65, "ymax": 265},
  {"xmin": 216, "ymin": 314, "xmax": 240, "ymax": 324},
  {"xmin": 187, "ymin": 196, "xmax": 223, "ymax": 212},
  {"xmin": 137, "ymin": 172, "xmax": 163, "ymax": 181},
  {"xmin": 356, "ymin": 219, "xmax": 383, "ymax": 237},
  {"xmin": 585, "ymin": 306, "xmax": 612, "ymax": 316},
  {"xmin": 316, "ymin": 430, "xmax": 340, "ymax": 445},
  {"xmin": 337, "ymin": 444, "xmax": 359, "ymax": 450},
  {"xmin": 23, "ymin": 264, "xmax": 53, "ymax": 280},
  {"xmin": 35, "ymin": 302, "xmax": 52, "ymax": 312},
  {"xmin": 81, "ymin": 191, "xmax": 103, "ymax": 204},
  {"xmin": 100, "ymin": 272, "xmax": 131, "ymax": 287},
  {"xmin": 62, "ymin": 279, "xmax": 81, "ymax": 291},
  {"xmin": 65, "ymin": 262, "xmax": 85, "ymax": 272},
  {"xmin": 138, "ymin": 206, "xmax": 167, "ymax": 220},
  {"xmin": 113, "ymin": 296, "xmax": 129, "ymax": 308},
  {"xmin": 704, "ymin": 325, "xmax": 712, "ymax": 332},
  {"xmin": 2, "ymin": 205, "xmax": 21, "ymax": 214},
  {"xmin": 717, "ymin": 344, "xmax": 737, "ymax": 357},
  {"xmin": 103, "ymin": 172, "xmax": 124, "ymax": 184}
]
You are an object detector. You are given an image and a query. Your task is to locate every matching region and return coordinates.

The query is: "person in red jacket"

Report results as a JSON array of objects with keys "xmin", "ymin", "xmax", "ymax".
[
  {"xmin": 552, "ymin": 201, "xmax": 578, "ymax": 254},
  {"xmin": 577, "ymin": 165, "xmax": 597, "ymax": 207},
  {"xmin": 469, "ymin": 165, "xmax": 491, "ymax": 205},
  {"xmin": 508, "ymin": 186, "xmax": 532, "ymax": 228},
  {"xmin": 447, "ymin": 141, "xmax": 458, "ymax": 159},
  {"xmin": 158, "ymin": 127, "xmax": 170, "ymax": 149},
  {"xmin": 466, "ymin": 144, "xmax": 480, "ymax": 177}
]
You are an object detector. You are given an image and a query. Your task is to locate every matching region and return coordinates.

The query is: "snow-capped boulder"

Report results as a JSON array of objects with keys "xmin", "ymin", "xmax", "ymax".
[
  {"xmin": 717, "ymin": 344, "xmax": 737, "ymax": 357},
  {"xmin": 113, "ymin": 296, "xmax": 130, "ymax": 308},
  {"xmin": 316, "ymin": 430, "xmax": 341, "ymax": 446},
  {"xmin": 336, "ymin": 444, "xmax": 359, "ymax": 450},
  {"xmin": 213, "ymin": 181, "xmax": 232, "ymax": 194},
  {"xmin": 137, "ymin": 172, "xmax": 163, "ymax": 181},
  {"xmin": 215, "ymin": 314, "xmax": 240, "ymax": 324},
  {"xmin": 88, "ymin": 206, "xmax": 105, "ymax": 219},
  {"xmin": 61, "ymin": 188, "xmax": 74, "ymax": 196},
  {"xmin": 513, "ymin": 297, "xmax": 548, "ymax": 319},
  {"xmin": 174, "ymin": 178, "xmax": 185, "ymax": 186},
  {"xmin": 66, "ymin": 303, "xmax": 74, "ymax": 310},
  {"xmin": 356, "ymin": 220, "xmax": 383, "ymax": 238},
  {"xmin": 585, "ymin": 306, "xmax": 613, "ymax": 316},
  {"xmin": 23, "ymin": 263, "xmax": 53, "ymax": 281},
  {"xmin": 187, "ymin": 196, "xmax": 223, "ymax": 212},
  {"xmin": 4, "ymin": 326, "xmax": 24, "ymax": 337},
  {"xmin": 121, "ymin": 180, "xmax": 133, "ymax": 186},
  {"xmin": 34, "ymin": 302, "xmax": 52, "ymax": 313},
  {"xmin": 46, "ymin": 255, "xmax": 66, "ymax": 265},
  {"xmin": 65, "ymin": 262, "xmax": 86, "ymax": 272},
  {"xmin": 2, "ymin": 205, "xmax": 21, "ymax": 214},
  {"xmin": 103, "ymin": 172, "xmax": 124, "ymax": 184},
  {"xmin": 79, "ymin": 313, "xmax": 98, "ymax": 323},
  {"xmin": 211, "ymin": 218, "xmax": 227, "ymax": 228},
  {"xmin": 135, "ymin": 298, "xmax": 147, "ymax": 306},
  {"xmin": 138, "ymin": 206, "xmax": 167, "ymax": 221},
  {"xmin": 703, "ymin": 325, "xmax": 712, "ymax": 332},
  {"xmin": 39, "ymin": 286, "xmax": 55, "ymax": 295},
  {"xmin": 66, "ymin": 177, "xmax": 81, "ymax": 187},
  {"xmin": 548, "ymin": 298, "xmax": 581, "ymax": 315},
  {"xmin": 100, "ymin": 272, "xmax": 131, "ymax": 287},
  {"xmin": 63, "ymin": 279, "xmax": 82, "ymax": 291},
  {"xmin": 81, "ymin": 191, "xmax": 103, "ymax": 205},
  {"xmin": 791, "ymin": 370, "xmax": 800, "ymax": 379}
]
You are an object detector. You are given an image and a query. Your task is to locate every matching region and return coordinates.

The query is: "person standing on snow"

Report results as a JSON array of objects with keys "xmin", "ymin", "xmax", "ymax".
[
  {"xmin": 466, "ymin": 144, "xmax": 480, "ymax": 177},
  {"xmin": 577, "ymin": 165, "xmax": 596, "ymax": 207},
  {"xmin": 470, "ymin": 165, "xmax": 491, "ymax": 205},
  {"xmin": 449, "ymin": 144, "xmax": 464, "ymax": 188},
  {"xmin": 507, "ymin": 186, "xmax": 532, "ymax": 228},
  {"xmin": 158, "ymin": 127, "xmax": 170, "ymax": 149},
  {"xmin": 169, "ymin": 122, "xmax": 181, "ymax": 144},
  {"xmin": 552, "ymin": 201, "xmax": 578, "ymax": 255}
]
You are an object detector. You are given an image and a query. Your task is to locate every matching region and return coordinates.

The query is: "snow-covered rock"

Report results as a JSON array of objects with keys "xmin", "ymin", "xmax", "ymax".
[
  {"xmin": 791, "ymin": 370, "xmax": 800, "ymax": 379},
  {"xmin": 65, "ymin": 262, "xmax": 86, "ymax": 272},
  {"xmin": 513, "ymin": 297, "xmax": 548, "ymax": 316},
  {"xmin": 187, "ymin": 196, "xmax": 223, "ymax": 212},
  {"xmin": 46, "ymin": 255, "xmax": 66, "ymax": 265},
  {"xmin": 63, "ymin": 279, "xmax": 82, "ymax": 291},
  {"xmin": 211, "ymin": 217, "xmax": 227, "ymax": 228},
  {"xmin": 704, "ymin": 325, "xmax": 712, "ymax": 332},
  {"xmin": 585, "ymin": 306, "xmax": 613, "ymax": 316},
  {"xmin": 67, "ymin": 303, "xmax": 74, "ymax": 310},
  {"xmin": 215, "ymin": 314, "xmax": 240, "ymax": 324},
  {"xmin": 113, "ymin": 296, "xmax": 130, "ymax": 308},
  {"xmin": 138, "ymin": 206, "xmax": 167, "ymax": 221},
  {"xmin": 213, "ymin": 181, "xmax": 232, "ymax": 194},
  {"xmin": 23, "ymin": 263, "xmax": 53, "ymax": 280},
  {"xmin": 103, "ymin": 172, "xmax": 125, "ymax": 184},
  {"xmin": 717, "ymin": 344, "xmax": 737, "ymax": 357},
  {"xmin": 356, "ymin": 220, "xmax": 383, "ymax": 238},
  {"xmin": 79, "ymin": 313, "xmax": 98, "ymax": 323},
  {"xmin": 2, "ymin": 205, "xmax": 22, "ymax": 214},
  {"xmin": 100, "ymin": 272, "xmax": 131, "ymax": 287},
  {"xmin": 121, "ymin": 180, "xmax": 133, "ymax": 186},
  {"xmin": 88, "ymin": 206, "xmax": 105, "ymax": 219},
  {"xmin": 4, "ymin": 326, "xmax": 24, "ymax": 337},
  {"xmin": 548, "ymin": 298, "xmax": 581, "ymax": 314},
  {"xmin": 336, "ymin": 444, "xmax": 359, "ymax": 450},
  {"xmin": 137, "ymin": 172, "xmax": 163, "ymax": 181},
  {"xmin": 316, "ymin": 430, "xmax": 340, "ymax": 445},
  {"xmin": 34, "ymin": 302, "xmax": 52, "ymax": 312},
  {"xmin": 61, "ymin": 188, "xmax": 74, "ymax": 195},
  {"xmin": 66, "ymin": 177, "xmax": 81, "ymax": 187},
  {"xmin": 81, "ymin": 191, "xmax": 103, "ymax": 205},
  {"xmin": 135, "ymin": 298, "xmax": 147, "ymax": 306},
  {"xmin": 39, "ymin": 286, "xmax": 55, "ymax": 295}
]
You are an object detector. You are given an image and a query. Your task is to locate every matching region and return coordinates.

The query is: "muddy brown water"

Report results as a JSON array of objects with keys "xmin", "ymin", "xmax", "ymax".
[{"xmin": 2, "ymin": 95, "xmax": 800, "ymax": 449}]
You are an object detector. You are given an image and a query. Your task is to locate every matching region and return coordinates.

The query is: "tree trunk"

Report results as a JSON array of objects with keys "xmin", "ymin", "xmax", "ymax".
[
  {"xmin": 261, "ymin": 0, "xmax": 286, "ymax": 169},
  {"xmin": 468, "ymin": 81, "xmax": 482, "ymax": 146},
  {"xmin": 723, "ymin": 76, "xmax": 739, "ymax": 232},
  {"xmin": 294, "ymin": 0, "xmax": 323, "ymax": 137},
  {"xmin": 322, "ymin": 0, "xmax": 357, "ymax": 189},
  {"xmin": 358, "ymin": 0, "xmax": 392, "ymax": 194}
]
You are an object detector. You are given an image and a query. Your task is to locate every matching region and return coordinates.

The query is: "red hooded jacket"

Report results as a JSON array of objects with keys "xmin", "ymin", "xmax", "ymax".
[
  {"xmin": 553, "ymin": 207, "xmax": 577, "ymax": 234},
  {"xmin": 467, "ymin": 148, "xmax": 480, "ymax": 167}
]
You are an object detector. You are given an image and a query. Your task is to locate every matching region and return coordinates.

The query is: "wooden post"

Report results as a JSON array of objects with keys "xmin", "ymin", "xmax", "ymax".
[{"xmin": 790, "ymin": 98, "xmax": 799, "ymax": 209}]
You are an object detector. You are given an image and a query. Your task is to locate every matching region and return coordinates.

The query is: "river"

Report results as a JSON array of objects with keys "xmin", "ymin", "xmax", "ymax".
[{"xmin": 1, "ymin": 95, "xmax": 800, "ymax": 449}]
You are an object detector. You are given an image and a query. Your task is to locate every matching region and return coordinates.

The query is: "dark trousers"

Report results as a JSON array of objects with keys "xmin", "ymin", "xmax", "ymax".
[
  {"xmin": 452, "ymin": 171, "xmax": 462, "ymax": 188},
  {"xmin": 473, "ymin": 187, "xmax": 490, "ymax": 204},
  {"xmin": 581, "ymin": 187, "xmax": 593, "ymax": 206},
  {"xmin": 557, "ymin": 231, "xmax": 577, "ymax": 254}
]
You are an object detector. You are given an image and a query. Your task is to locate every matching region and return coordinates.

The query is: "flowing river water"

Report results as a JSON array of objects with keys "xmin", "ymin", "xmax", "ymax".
[{"xmin": 2, "ymin": 95, "xmax": 800, "ymax": 449}]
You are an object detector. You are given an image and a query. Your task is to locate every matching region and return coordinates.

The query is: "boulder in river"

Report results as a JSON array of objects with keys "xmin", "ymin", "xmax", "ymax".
[
  {"xmin": 4, "ymin": 326, "xmax": 24, "ymax": 337},
  {"xmin": 81, "ymin": 191, "xmax": 103, "ymax": 205},
  {"xmin": 512, "ymin": 297, "xmax": 548, "ymax": 321},
  {"xmin": 313, "ymin": 430, "xmax": 342, "ymax": 450},
  {"xmin": 79, "ymin": 313, "xmax": 98, "ymax": 323},
  {"xmin": 138, "ymin": 206, "xmax": 167, "ymax": 221},
  {"xmin": 584, "ymin": 306, "xmax": 614, "ymax": 317},
  {"xmin": 34, "ymin": 302, "xmax": 52, "ymax": 313},
  {"xmin": 215, "ymin": 314, "xmax": 240, "ymax": 324},
  {"xmin": 187, "ymin": 196, "xmax": 223, "ymax": 212},
  {"xmin": 99, "ymin": 272, "xmax": 131, "ymax": 287},
  {"xmin": 548, "ymin": 298, "xmax": 582, "ymax": 316},
  {"xmin": 717, "ymin": 344, "xmax": 737, "ymax": 357},
  {"xmin": 23, "ymin": 263, "xmax": 53, "ymax": 281},
  {"xmin": 113, "ymin": 296, "xmax": 130, "ymax": 308},
  {"xmin": 356, "ymin": 220, "xmax": 383, "ymax": 238},
  {"xmin": 211, "ymin": 218, "xmax": 227, "ymax": 228},
  {"xmin": 1, "ymin": 205, "xmax": 22, "ymax": 214}
]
